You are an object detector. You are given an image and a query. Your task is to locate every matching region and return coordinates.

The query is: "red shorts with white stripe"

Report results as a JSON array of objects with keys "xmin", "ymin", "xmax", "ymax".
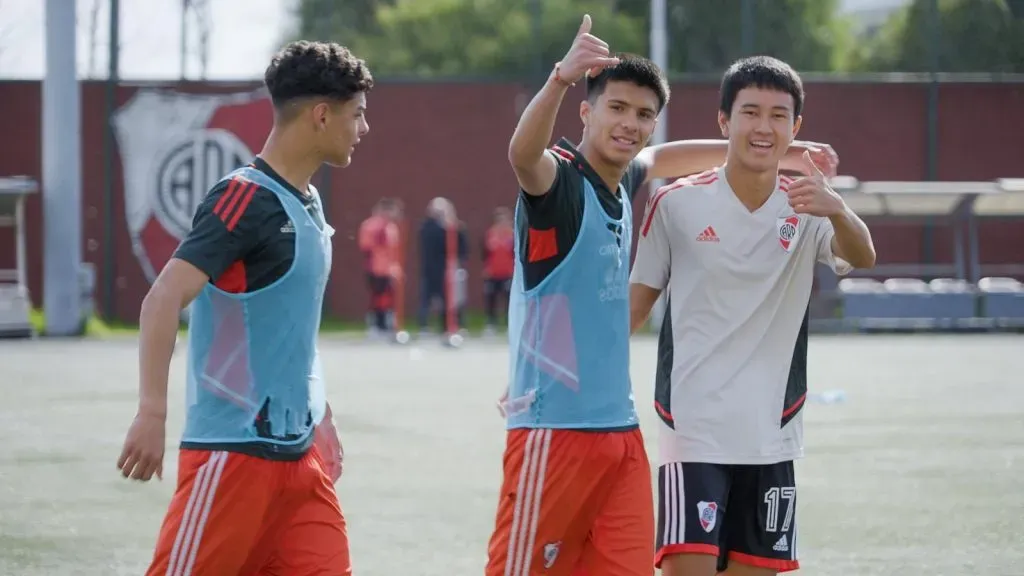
[
  {"xmin": 145, "ymin": 446, "xmax": 350, "ymax": 576},
  {"xmin": 485, "ymin": 428, "xmax": 654, "ymax": 576}
]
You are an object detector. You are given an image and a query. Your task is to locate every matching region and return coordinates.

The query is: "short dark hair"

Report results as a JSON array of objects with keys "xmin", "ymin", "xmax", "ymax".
[
  {"xmin": 719, "ymin": 56, "xmax": 803, "ymax": 118},
  {"xmin": 264, "ymin": 41, "xmax": 374, "ymax": 109},
  {"xmin": 585, "ymin": 53, "xmax": 670, "ymax": 112}
]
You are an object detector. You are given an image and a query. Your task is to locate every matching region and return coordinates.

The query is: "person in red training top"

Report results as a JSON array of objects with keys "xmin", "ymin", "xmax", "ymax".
[
  {"xmin": 482, "ymin": 206, "xmax": 515, "ymax": 334},
  {"xmin": 358, "ymin": 198, "xmax": 401, "ymax": 338}
]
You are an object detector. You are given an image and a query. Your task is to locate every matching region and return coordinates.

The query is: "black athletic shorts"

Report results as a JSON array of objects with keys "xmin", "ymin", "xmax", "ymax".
[
  {"xmin": 483, "ymin": 277, "xmax": 511, "ymax": 296},
  {"xmin": 366, "ymin": 274, "xmax": 391, "ymax": 295},
  {"xmin": 655, "ymin": 461, "xmax": 799, "ymax": 573},
  {"xmin": 366, "ymin": 273, "xmax": 393, "ymax": 309}
]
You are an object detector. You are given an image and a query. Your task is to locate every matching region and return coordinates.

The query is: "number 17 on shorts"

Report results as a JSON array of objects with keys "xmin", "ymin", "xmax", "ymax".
[{"xmin": 655, "ymin": 461, "xmax": 800, "ymax": 573}]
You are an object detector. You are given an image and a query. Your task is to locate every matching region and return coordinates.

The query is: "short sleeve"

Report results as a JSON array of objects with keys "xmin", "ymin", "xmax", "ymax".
[
  {"xmin": 630, "ymin": 194, "xmax": 672, "ymax": 290},
  {"xmin": 622, "ymin": 158, "xmax": 650, "ymax": 203},
  {"xmin": 172, "ymin": 178, "xmax": 275, "ymax": 282},
  {"xmin": 357, "ymin": 220, "xmax": 376, "ymax": 253},
  {"xmin": 517, "ymin": 150, "xmax": 579, "ymax": 230},
  {"xmin": 813, "ymin": 218, "xmax": 853, "ymax": 276}
]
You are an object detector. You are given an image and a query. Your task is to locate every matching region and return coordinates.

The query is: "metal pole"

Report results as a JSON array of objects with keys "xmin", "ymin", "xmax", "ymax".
[
  {"xmin": 925, "ymin": 0, "xmax": 940, "ymax": 180},
  {"xmin": 180, "ymin": 0, "xmax": 188, "ymax": 79},
  {"xmin": 649, "ymin": 0, "xmax": 668, "ymax": 189},
  {"xmin": 43, "ymin": 0, "xmax": 83, "ymax": 335},
  {"xmin": 649, "ymin": 0, "xmax": 669, "ymax": 332},
  {"xmin": 195, "ymin": 0, "xmax": 210, "ymax": 79},
  {"xmin": 922, "ymin": 0, "xmax": 941, "ymax": 265},
  {"xmin": 102, "ymin": 0, "xmax": 120, "ymax": 321},
  {"xmin": 967, "ymin": 211, "xmax": 981, "ymax": 283},
  {"xmin": 741, "ymin": 0, "xmax": 755, "ymax": 56},
  {"xmin": 953, "ymin": 212, "xmax": 966, "ymax": 281},
  {"xmin": 16, "ymin": 198, "xmax": 27, "ymax": 295},
  {"xmin": 650, "ymin": 0, "xmax": 669, "ymax": 151}
]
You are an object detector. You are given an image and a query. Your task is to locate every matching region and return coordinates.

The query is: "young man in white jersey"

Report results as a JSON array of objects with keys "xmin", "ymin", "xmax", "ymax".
[
  {"xmin": 490, "ymin": 15, "xmax": 842, "ymax": 575},
  {"xmin": 629, "ymin": 56, "xmax": 876, "ymax": 576}
]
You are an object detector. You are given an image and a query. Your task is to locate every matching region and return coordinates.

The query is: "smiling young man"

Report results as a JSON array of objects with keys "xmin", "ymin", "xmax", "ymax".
[
  {"xmin": 116, "ymin": 41, "xmax": 371, "ymax": 576},
  {"xmin": 629, "ymin": 56, "xmax": 876, "ymax": 576},
  {"xmin": 487, "ymin": 16, "xmax": 841, "ymax": 576}
]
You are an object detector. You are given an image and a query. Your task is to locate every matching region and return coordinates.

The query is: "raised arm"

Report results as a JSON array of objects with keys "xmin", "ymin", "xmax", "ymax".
[
  {"xmin": 508, "ymin": 14, "xmax": 619, "ymax": 195},
  {"xmin": 787, "ymin": 151, "xmax": 875, "ymax": 270}
]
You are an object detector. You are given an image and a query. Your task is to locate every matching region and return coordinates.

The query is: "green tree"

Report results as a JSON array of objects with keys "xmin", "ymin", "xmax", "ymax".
[
  {"xmin": 290, "ymin": 0, "xmax": 396, "ymax": 44},
  {"xmin": 288, "ymin": 0, "xmax": 850, "ymax": 78},
  {"xmin": 851, "ymin": 0, "xmax": 1024, "ymax": 72},
  {"xmin": 344, "ymin": 0, "xmax": 645, "ymax": 79},
  {"xmin": 663, "ymin": 0, "xmax": 852, "ymax": 74}
]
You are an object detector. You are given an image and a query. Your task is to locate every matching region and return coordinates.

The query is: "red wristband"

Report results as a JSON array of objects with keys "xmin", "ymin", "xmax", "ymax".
[{"xmin": 553, "ymin": 62, "xmax": 575, "ymax": 87}]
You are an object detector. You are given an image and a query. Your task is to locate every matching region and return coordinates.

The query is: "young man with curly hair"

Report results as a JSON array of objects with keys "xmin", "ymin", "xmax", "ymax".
[{"xmin": 116, "ymin": 40, "xmax": 372, "ymax": 576}]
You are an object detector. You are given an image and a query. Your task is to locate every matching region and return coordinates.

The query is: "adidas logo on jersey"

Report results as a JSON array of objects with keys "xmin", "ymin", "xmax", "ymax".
[
  {"xmin": 696, "ymin": 226, "xmax": 720, "ymax": 242},
  {"xmin": 280, "ymin": 221, "xmax": 295, "ymax": 234},
  {"xmin": 773, "ymin": 535, "xmax": 789, "ymax": 552}
]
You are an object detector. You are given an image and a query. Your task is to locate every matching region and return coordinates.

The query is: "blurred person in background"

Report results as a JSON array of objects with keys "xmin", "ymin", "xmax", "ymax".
[
  {"xmin": 389, "ymin": 198, "xmax": 408, "ymax": 336},
  {"xmin": 481, "ymin": 206, "xmax": 515, "ymax": 335},
  {"xmin": 417, "ymin": 197, "xmax": 467, "ymax": 337},
  {"xmin": 359, "ymin": 197, "xmax": 402, "ymax": 339},
  {"xmin": 117, "ymin": 40, "xmax": 371, "ymax": 576}
]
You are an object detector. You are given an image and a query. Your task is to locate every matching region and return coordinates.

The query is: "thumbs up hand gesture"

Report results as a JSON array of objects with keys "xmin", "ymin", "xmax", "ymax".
[
  {"xmin": 785, "ymin": 151, "xmax": 845, "ymax": 217},
  {"xmin": 554, "ymin": 14, "xmax": 620, "ymax": 85},
  {"xmin": 786, "ymin": 140, "xmax": 839, "ymax": 178}
]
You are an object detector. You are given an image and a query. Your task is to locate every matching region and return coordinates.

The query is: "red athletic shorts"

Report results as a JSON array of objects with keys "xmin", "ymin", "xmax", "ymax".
[
  {"xmin": 485, "ymin": 428, "xmax": 654, "ymax": 576},
  {"xmin": 145, "ymin": 445, "xmax": 350, "ymax": 576}
]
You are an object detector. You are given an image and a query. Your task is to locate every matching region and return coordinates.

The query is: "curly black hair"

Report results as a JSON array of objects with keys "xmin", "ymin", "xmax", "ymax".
[
  {"xmin": 719, "ymin": 56, "xmax": 804, "ymax": 118},
  {"xmin": 264, "ymin": 41, "xmax": 374, "ymax": 109},
  {"xmin": 585, "ymin": 53, "xmax": 670, "ymax": 112}
]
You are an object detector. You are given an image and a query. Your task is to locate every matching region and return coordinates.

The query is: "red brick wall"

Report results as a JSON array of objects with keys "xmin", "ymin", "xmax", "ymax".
[{"xmin": 1, "ymin": 79, "xmax": 1021, "ymax": 323}]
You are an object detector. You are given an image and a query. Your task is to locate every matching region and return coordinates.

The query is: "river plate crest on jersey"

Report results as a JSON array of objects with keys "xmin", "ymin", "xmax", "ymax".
[
  {"xmin": 112, "ymin": 89, "xmax": 271, "ymax": 282},
  {"xmin": 776, "ymin": 215, "xmax": 801, "ymax": 253}
]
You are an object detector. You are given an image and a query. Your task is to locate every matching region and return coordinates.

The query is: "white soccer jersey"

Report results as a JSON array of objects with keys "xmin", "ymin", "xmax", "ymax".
[{"xmin": 630, "ymin": 167, "xmax": 852, "ymax": 465}]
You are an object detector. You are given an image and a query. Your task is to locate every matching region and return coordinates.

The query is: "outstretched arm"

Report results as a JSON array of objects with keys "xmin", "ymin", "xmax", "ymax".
[
  {"xmin": 781, "ymin": 141, "xmax": 840, "ymax": 178},
  {"xmin": 634, "ymin": 139, "xmax": 840, "ymax": 183},
  {"xmin": 634, "ymin": 140, "xmax": 730, "ymax": 182},
  {"xmin": 509, "ymin": 14, "xmax": 619, "ymax": 196}
]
